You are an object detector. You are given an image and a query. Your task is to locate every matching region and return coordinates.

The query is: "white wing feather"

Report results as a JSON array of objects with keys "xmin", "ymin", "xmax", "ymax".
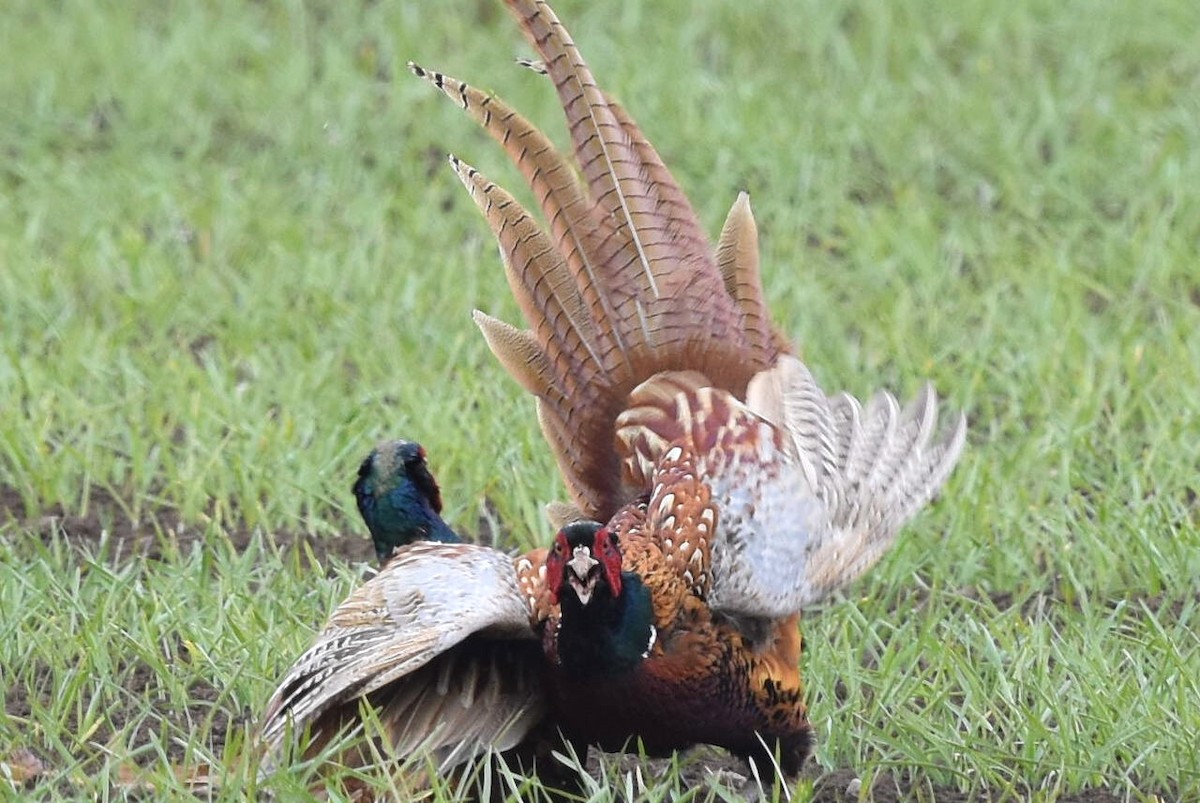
[
  {"xmin": 259, "ymin": 542, "xmax": 542, "ymax": 770},
  {"xmin": 710, "ymin": 355, "xmax": 966, "ymax": 614},
  {"xmin": 620, "ymin": 356, "xmax": 966, "ymax": 618}
]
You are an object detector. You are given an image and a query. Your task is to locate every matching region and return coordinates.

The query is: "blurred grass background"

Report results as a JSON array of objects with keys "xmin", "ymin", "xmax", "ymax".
[{"xmin": 1, "ymin": 0, "xmax": 1197, "ymax": 799}]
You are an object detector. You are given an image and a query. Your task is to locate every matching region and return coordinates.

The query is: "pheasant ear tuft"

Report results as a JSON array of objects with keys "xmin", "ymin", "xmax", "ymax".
[{"xmin": 545, "ymin": 501, "xmax": 585, "ymax": 529}]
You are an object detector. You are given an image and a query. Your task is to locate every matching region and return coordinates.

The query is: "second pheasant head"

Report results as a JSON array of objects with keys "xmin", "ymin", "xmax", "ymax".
[{"xmin": 352, "ymin": 439, "xmax": 460, "ymax": 565}]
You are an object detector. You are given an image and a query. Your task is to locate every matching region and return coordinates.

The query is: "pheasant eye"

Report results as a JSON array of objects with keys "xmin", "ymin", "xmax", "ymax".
[{"xmin": 595, "ymin": 529, "xmax": 617, "ymax": 553}]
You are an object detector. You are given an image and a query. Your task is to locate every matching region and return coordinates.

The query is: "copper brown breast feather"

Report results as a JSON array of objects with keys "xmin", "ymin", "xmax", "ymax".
[{"xmin": 259, "ymin": 0, "xmax": 967, "ymax": 788}]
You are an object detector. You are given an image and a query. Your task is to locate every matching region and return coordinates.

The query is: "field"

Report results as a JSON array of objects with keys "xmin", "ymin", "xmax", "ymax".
[{"xmin": 2, "ymin": 0, "xmax": 1198, "ymax": 800}]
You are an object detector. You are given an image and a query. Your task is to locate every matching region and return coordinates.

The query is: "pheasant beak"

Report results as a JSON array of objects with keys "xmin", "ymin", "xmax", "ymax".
[{"xmin": 566, "ymin": 545, "xmax": 601, "ymax": 605}]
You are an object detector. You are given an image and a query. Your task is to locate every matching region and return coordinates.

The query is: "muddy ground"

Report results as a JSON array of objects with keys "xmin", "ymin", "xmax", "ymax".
[{"xmin": 0, "ymin": 486, "xmax": 1157, "ymax": 801}]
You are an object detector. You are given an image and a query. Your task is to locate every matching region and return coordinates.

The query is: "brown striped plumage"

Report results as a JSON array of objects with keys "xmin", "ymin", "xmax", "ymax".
[{"xmin": 259, "ymin": 0, "xmax": 966, "ymax": 792}]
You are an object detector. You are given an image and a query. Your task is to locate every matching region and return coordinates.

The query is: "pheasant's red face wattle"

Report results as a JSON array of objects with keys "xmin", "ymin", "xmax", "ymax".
[
  {"xmin": 593, "ymin": 528, "xmax": 623, "ymax": 597},
  {"xmin": 545, "ymin": 530, "xmax": 570, "ymax": 605}
]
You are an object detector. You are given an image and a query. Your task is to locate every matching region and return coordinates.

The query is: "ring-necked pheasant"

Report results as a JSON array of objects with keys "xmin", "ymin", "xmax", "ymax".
[
  {"xmin": 353, "ymin": 440, "xmax": 460, "ymax": 565},
  {"xmin": 260, "ymin": 0, "xmax": 967, "ymax": 788}
]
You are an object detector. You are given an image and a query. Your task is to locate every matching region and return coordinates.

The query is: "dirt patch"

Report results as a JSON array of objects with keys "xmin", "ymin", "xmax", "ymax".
[
  {"xmin": 575, "ymin": 751, "xmax": 1158, "ymax": 802},
  {"xmin": 12, "ymin": 482, "xmax": 1191, "ymax": 627},
  {"xmin": 6, "ymin": 661, "xmax": 245, "ymax": 762},
  {"xmin": 0, "ymin": 483, "xmax": 376, "ymax": 567},
  {"xmin": 0, "ymin": 484, "xmax": 524, "ymax": 570},
  {"xmin": 812, "ymin": 769, "xmax": 920, "ymax": 803},
  {"xmin": 4, "ymin": 657, "xmax": 249, "ymax": 795},
  {"xmin": 807, "ymin": 768, "xmax": 1145, "ymax": 802}
]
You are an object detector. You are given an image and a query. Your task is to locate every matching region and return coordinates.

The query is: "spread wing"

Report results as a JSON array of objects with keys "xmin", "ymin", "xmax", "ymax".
[
  {"xmin": 259, "ymin": 542, "xmax": 546, "ymax": 771},
  {"xmin": 617, "ymin": 356, "xmax": 967, "ymax": 618}
]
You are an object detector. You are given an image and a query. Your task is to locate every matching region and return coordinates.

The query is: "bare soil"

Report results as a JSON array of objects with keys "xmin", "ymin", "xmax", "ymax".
[
  {"xmin": 0, "ymin": 482, "xmax": 376, "ymax": 565},
  {"xmin": 6, "ymin": 660, "xmax": 246, "ymax": 764}
]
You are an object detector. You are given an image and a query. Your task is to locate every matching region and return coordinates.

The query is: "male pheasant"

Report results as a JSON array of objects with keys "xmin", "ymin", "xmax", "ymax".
[
  {"xmin": 260, "ymin": 0, "xmax": 967, "ymax": 787},
  {"xmin": 353, "ymin": 439, "xmax": 460, "ymax": 564}
]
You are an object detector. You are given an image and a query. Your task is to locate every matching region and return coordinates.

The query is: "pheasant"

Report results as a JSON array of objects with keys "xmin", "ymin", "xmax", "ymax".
[
  {"xmin": 353, "ymin": 439, "xmax": 460, "ymax": 564},
  {"xmin": 260, "ymin": 0, "xmax": 967, "ymax": 789}
]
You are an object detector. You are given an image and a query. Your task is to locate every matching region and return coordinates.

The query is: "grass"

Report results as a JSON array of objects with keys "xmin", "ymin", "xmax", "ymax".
[{"xmin": 2, "ymin": 0, "xmax": 1198, "ymax": 799}]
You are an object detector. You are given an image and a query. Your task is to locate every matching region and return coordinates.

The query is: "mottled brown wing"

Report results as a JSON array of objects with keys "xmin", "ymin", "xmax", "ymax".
[
  {"xmin": 514, "ymin": 546, "xmax": 555, "ymax": 623},
  {"xmin": 259, "ymin": 542, "xmax": 546, "ymax": 771}
]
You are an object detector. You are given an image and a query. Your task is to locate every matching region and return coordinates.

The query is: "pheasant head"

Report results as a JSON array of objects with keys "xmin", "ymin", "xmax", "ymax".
[
  {"xmin": 544, "ymin": 521, "xmax": 655, "ymax": 676},
  {"xmin": 545, "ymin": 520, "xmax": 623, "ymax": 607},
  {"xmin": 352, "ymin": 440, "xmax": 459, "ymax": 564}
]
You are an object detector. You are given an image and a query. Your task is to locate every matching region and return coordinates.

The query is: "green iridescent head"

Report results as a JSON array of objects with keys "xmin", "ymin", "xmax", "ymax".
[{"xmin": 352, "ymin": 440, "xmax": 459, "ymax": 564}]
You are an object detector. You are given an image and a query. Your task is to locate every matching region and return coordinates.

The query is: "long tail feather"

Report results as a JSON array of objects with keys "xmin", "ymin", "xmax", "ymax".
[
  {"xmin": 413, "ymin": 2, "xmax": 783, "ymax": 518},
  {"xmin": 504, "ymin": 0, "xmax": 663, "ymax": 303},
  {"xmin": 447, "ymin": 154, "xmax": 605, "ymax": 390},
  {"xmin": 716, "ymin": 193, "xmax": 779, "ymax": 369},
  {"xmin": 408, "ymin": 63, "xmax": 629, "ymax": 374}
]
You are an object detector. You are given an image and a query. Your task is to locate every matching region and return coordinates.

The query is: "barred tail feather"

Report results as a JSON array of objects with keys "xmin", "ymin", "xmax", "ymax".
[
  {"xmin": 716, "ymin": 192, "xmax": 780, "ymax": 369},
  {"xmin": 413, "ymin": 2, "xmax": 783, "ymax": 518}
]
